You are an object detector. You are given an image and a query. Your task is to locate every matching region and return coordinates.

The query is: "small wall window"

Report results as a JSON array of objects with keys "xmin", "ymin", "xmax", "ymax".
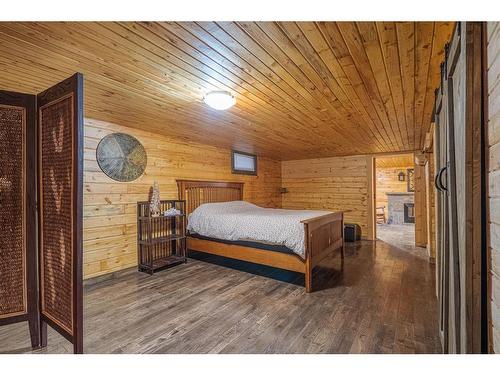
[{"xmin": 232, "ymin": 150, "xmax": 257, "ymax": 175}]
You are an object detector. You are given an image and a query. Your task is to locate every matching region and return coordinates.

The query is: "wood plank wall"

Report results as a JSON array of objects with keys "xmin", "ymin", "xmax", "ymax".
[
  {"xmin": 83, "ymin": 118, "xmax": 282, "ymax": 279},
  {"xmin": 375, "ymin": 166, "xmax": 414, "ymax": 213},
  {"xmin": 487, "ymin": 21, "xmax": 500, "ymax": 353},
  {"xmin": 281, "ymin": 155, "xmax": 372, "ymax": 239},
  {"xmin": 425, "ymin": 149, "xmax": 437, "ymax": 260},
  {"xmin": 414, "ymin": 153, "xmax": 428, "ymax": 248}
]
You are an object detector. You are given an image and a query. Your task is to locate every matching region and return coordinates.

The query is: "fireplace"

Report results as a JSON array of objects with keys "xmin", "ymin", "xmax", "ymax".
[
  {"xmin": 386, "ymin": 192, "xmax": 414, "ymax": 224},
  {"xmin": 404, "ymin": 203, "xmax": 415, "ymax": 223}
]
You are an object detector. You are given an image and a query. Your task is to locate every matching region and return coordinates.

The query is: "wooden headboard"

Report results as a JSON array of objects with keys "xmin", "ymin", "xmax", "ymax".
[{"xmin": 176, "ymin": 180, "xmax": 244, "ymax": 216}]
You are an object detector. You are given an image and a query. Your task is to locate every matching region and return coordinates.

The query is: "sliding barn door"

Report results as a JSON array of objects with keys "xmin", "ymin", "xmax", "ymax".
[
  {"xmin": 434, "ymin": 22, "xmax": 485, "ymax": 354},
  {"xmin": 0, "ymin": 91, "xmax": 40, "ymax": 348},
  {"xmin": 37, "ymin": 73, "xmax": 84, "ymax": 353},
  {"xmin": 435, "ymin": 65, "xmax": 450, "ymax": 352},
  {"xmin": 446, "ymin": 31, "xmax": 463, "ymax": 352}
]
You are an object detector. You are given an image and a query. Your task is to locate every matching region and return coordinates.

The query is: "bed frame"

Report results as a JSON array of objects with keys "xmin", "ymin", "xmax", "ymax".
[{"xmin": 177, "ymin": 179, "xmax": 345, "ymax": 292}]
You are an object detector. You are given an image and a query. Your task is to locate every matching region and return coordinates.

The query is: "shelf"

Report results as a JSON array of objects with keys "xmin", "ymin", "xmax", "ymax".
[
  {"xmin": 138, "ymin": 214, "xmax": 185, "ymax": 220},
  {"xmin": 140, "ymin": 255, "xmax": 187, "ymax": 273},
  {"xmin": 137, "ymin": 200, "xmax": 186, "ymax": 275},
  {"xmin": 138, "ymin": 234, "xmax": 185, "ymax": 245}
]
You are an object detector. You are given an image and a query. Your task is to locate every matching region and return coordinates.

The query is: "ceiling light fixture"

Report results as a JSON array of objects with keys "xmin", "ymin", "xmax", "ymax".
[{"xmin": 203, "ymin": 91, "xmax": 236, "ymax": 110}]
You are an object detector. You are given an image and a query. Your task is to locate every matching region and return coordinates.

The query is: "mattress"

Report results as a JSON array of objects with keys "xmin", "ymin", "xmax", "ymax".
[{"xmin": 186, "ymin": 201, "xmax": 331, "ymax": 258}]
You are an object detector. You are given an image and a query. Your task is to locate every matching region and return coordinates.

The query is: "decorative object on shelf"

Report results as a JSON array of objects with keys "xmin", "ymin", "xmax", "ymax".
[
  {"xmin": 149, "ymin": 181, "xmax": 161, "ymax": 217},
  {"xmin": 279, "ymin": 187, "xmax": 288, "ymax": 194},
  {"xmin": 407, "ymin": 168, "xmax": 415, "ymax": 192},
  {"xmin": 96, "ymin": 132, "xmax": 147, "ymax": 182},
  {"xmin": 164, "ymin": 207, "xmax": 181, "ymax": 217},
  {"xmin": 137, "ymin": 200, "xmax": 187, "ymax": 275},
  {"xmin": 398, "ymin": 170, "xmax": 406, "ymax": 182}
]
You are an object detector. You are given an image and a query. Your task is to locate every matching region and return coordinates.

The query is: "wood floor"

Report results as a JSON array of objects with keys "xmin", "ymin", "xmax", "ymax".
[
  {"xmin": 0, "ymin": 239, "xmax": 441, "ymax": 354},
  {"xmin": 376, "ymin": 224, "xmax": 427, "ymax": 259}
]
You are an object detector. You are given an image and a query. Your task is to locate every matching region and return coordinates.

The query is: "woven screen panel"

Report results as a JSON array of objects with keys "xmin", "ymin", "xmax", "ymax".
[
  {"xmin": 0, "ymin": 105, "xmax": 26, "ymax": 318},
  {"xmin": 40, "ymin": 95, "xmax": 73, "ymax": 333}
]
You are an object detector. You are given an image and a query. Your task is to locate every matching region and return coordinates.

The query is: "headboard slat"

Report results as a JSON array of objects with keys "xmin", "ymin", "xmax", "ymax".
[{"xmin": 177, "ymin": 180, "xmax": 244, "ymax": 216}]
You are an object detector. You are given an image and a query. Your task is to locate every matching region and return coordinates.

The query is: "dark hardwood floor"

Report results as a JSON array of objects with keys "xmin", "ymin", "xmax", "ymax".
[{"xmin": 0, "ymin": 239, "xmax": 441, "ymax": 354}]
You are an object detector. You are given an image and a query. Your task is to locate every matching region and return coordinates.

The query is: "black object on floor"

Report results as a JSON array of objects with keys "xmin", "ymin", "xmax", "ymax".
[{"xmin": 344, "ymin": 223, "xmax": 362, "ymax": 242}]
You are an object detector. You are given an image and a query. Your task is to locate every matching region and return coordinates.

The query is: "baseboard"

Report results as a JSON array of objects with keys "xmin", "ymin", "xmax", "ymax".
[{"xmin": 83, "ymin": 266, "xmax": 137, "ymax": 288}]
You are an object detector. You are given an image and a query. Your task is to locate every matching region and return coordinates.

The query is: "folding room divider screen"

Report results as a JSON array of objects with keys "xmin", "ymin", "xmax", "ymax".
[{"xmin": 0, "ymin": 73, "xmax": 84, "ymax": 354}]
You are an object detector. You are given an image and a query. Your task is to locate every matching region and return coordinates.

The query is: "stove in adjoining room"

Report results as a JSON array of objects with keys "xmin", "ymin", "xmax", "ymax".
[{"xmin": 404, "ymin": 203, "xmax": 415, "ymax": 223}]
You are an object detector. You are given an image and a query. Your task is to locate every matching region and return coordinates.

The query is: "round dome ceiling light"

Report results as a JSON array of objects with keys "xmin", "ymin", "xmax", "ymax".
[{"xmin": 203, "ymin": 91, "xmax": 236, "ymax": 110}]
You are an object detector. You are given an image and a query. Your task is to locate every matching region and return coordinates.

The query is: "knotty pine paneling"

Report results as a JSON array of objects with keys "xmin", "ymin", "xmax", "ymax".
[
  {"xmin": 414, "ymin": 157, "xmax": 427, "ymax": 248},
  {"xmin": 375, "ymin": 155, "xmax": 414, "ymax": 168},
  {"xmin": 281, "ymin": 155, "xmax": 371, "ymax": 239},
  {"xmin": 426, "ymin": 149, "xmax": 437, "ymax": 260},
  {"xmin": 488, "ymin": 21, "xmax": 500, "ymax": 353},
  {"xmin": 0, "ymin": 22, "xmax": 454, "ymax": 159},
  {"xmin": 375, "ymin": 165, "xmax": 414, "ymax": 212},
  {"xmin": 83, "ymin": 118, "xmax": 281, "ymax": 279}
]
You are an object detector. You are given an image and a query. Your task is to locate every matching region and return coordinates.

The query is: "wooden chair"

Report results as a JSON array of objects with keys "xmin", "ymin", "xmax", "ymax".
[{"xmin": 376, "ymin": 206, "xmax": 386, "ymax": 224}]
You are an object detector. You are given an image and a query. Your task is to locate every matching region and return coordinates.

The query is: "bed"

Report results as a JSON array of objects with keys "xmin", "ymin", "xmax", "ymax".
[{"xmin": 177, "ymin": 179, "xmax": 345, "ymax": 292}]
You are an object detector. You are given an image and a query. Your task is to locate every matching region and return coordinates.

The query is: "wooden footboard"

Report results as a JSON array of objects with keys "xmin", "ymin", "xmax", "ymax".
[{"xmin": 302, "ymin": 211, "xmax": 345, "ymax": 292}]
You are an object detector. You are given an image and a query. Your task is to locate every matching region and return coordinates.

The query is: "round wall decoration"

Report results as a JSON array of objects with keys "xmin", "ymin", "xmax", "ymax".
[{"xmin": 96, "ymin": 133, "xmax": 147, "ymax": 182}]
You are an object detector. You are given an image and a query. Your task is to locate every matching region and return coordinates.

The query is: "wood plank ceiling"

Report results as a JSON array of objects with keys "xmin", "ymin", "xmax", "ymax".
[
  {"xmin": 375, "ymin": 154, "xmax": 415, "ymax": 168},
  {"xmin": 0, "ymin": 22, "xmax": 454, "ymax": 160}
]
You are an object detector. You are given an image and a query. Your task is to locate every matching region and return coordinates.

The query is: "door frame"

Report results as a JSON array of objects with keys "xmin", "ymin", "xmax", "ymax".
[
  {"xmin": 368, "ymin": 152, "xmax": 418, "ymax": 243},
  {"xmin": 462, "ymin": 22, "xmax": 487, "ymax": 353},
  {"xmin": 482, "ymin": 21, "xmax": 493, "ymax": 354}
]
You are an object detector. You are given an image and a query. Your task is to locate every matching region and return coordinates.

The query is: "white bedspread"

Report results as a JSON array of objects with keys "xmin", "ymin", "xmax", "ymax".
[{"xmin": 186, "ymin": 201, "xmax": 331, "ymax": 258}]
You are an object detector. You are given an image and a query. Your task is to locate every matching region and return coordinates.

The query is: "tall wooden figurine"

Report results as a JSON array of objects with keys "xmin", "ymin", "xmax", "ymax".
[{"xmin": 149, "ymin": 181, "xmax": 161, "ymax": 217}]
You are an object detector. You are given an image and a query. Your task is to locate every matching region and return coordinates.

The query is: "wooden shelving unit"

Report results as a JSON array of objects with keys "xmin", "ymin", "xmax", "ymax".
[{"xmin": 137, "ymin": 200, "xmax": 187, "ymax": 274}]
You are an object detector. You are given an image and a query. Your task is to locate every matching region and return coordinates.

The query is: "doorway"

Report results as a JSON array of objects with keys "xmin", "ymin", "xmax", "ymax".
[{"xmin": 373, "ymin": 154, "xmax": 424, "ymax": 255}]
